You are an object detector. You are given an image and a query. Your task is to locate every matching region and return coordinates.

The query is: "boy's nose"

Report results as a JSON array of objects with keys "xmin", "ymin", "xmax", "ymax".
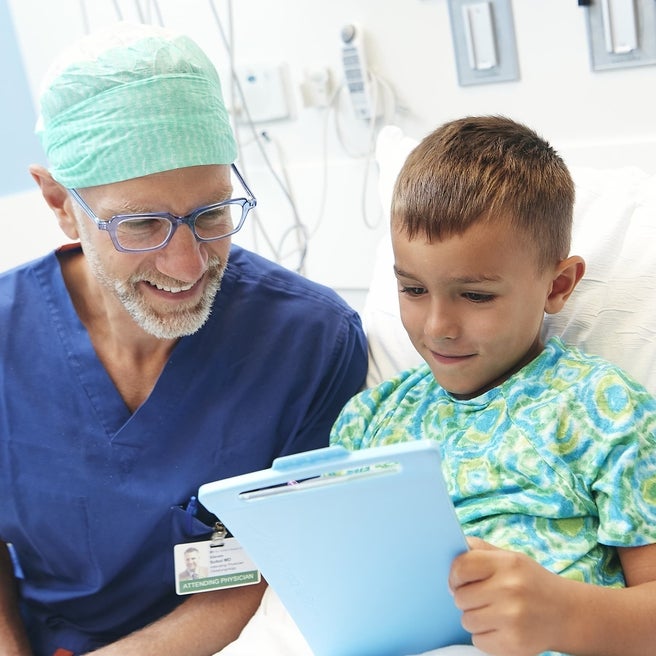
[{"xmin": 424, "ymin": 299, "xmax": 459, "ymax": 341}]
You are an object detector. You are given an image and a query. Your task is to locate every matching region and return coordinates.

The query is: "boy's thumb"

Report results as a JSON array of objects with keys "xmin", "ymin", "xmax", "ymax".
[{"xmin": 466, "ymin": 536, "xmax": 499, "ymax": 551}]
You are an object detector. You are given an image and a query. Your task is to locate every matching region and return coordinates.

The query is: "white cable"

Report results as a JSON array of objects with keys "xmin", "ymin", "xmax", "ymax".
[
  {"xmin": 207, "ymin": 0, "xmax": 308, "ymax": 273},
  {"xmin": 304, "ymin": 82, "xmax": 343, "ymax": 242},
  {"xmin": 149, "ymin": 0, "xmax": 165, "ymax": 26},
  {"xmin": 79, "ymin": 0, "xmax": 90, "ymax": 33},
  {"xmin": 358, "ymin": 73, "xmax": 393, "ymax": 231},
  {"xmin": 332, "ymin": 86, "xmax": 372, "ymax": 159},
  {"xmin": 359, "ymin": 75, "xmax": 381, "ymax": 230},
  {"xmin": 111, "ymin": 0, "xmax": 125, "ymax": 21},
  {"xmin": 308, "ymin": 73, "xmax": 389, "ymax": 239},
  {"xmin": 207, "ymin": 0, "xmax": 271, "ymax": 258},
  {"xmin": 131, "ymin": 0, "xmax": 144, "ymax": 22},
  {"xmin": 214, "ymin": 0, "xmax": 306, "ymax": 271},
  {"xmin": 237, "ymin": 111, "xmax": 308, "ymax": 273},
  {"xmin": 377, "ymin": 75, "xmax": 397, "ymax": 124},
  {"xmin": 330, "ymin": 73, "xmax": 392, "ymax": 231},
  {"xmin": 260, "ymin": 131, "xmax": 307, "ymax": 273},
  {"xmin": 241, "ymin": 127, "xmax": 307, "ymax": 272}
]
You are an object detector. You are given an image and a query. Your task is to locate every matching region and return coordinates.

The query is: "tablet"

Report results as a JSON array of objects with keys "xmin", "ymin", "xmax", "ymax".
[{"xmin": 198, "ymin": 439, "xmax": 471, "ymax": 656}]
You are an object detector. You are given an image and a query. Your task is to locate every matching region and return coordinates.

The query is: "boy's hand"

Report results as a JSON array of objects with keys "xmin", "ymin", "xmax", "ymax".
[{"xmin": 449, "ymin": 537, "xmax": 565, "ymax": 656}]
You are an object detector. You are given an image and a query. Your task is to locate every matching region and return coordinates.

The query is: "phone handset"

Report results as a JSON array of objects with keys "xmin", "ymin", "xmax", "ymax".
[{"xmin": 340, "ymin": 24, "xmax": 375, "ymax": 120}]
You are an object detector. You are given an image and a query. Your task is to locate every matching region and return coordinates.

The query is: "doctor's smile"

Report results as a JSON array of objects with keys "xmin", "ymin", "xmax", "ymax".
[
  {"xmin": 148, "ymin": 279, "xmax": 197, "ymax": 294},
  {"xmin": 139, "ymin": 273, "xmax": 208, "ymax": 300}
]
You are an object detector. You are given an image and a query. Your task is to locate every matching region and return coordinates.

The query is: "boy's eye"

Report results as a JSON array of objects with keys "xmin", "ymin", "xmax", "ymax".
[
  {"xmin": 463, "ymin": 292, "xmax": 494, "ymax": 303},
  {"xmin": 399, "ymin": 285, "xmax": 426, "ymax": 297}
]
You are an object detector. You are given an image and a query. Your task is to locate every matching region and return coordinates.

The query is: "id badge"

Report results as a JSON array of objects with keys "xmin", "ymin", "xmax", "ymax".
[{"xmin": 174, "ymin": 523, "xmax": 260, "ymax": 595}]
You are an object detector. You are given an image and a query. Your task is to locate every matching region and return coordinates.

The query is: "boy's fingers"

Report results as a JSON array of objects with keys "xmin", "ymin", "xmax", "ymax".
[
  {"xmin": 450, "ymin": 548, "xmax": 498, "ymax": 591},
  {"xmin": 466, "ymin": 536, "xmax": 498, "ymax": 551}
]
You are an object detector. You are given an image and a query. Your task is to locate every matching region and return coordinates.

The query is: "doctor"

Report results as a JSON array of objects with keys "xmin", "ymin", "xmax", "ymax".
[{"xmin": 0, "ymin": 22, "xmax": 367, "ymax": 656}]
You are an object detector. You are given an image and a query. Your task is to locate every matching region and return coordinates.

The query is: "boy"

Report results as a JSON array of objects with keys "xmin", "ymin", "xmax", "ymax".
[{"xmin": 331, "ymin": 116, "xmax": 656, "ymax": 656}]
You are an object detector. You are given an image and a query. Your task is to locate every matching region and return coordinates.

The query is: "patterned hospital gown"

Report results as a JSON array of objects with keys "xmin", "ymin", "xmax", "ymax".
[{"xmin": 330, "ymin": 337, "xmax": 656, "ymax": 656}]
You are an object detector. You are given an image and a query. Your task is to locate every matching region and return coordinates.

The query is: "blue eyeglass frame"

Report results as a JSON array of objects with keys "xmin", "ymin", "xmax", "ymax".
[{"xmin": 67, "ymin": 163, "xmax": 257, "ymax": 253}]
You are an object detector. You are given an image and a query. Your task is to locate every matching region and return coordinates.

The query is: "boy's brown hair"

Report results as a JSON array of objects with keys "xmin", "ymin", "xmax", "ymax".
[{"xmin": 391, "ymin": 115, "xmax": 575, "ymax": 271}]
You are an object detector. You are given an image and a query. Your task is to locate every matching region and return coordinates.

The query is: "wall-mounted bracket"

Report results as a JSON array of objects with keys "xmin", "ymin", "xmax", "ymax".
[
  {"xmin": 447, "ymin": 0, "xmax": 520, "ymax": 86},
  {"xmin": 583, "ymin": 0, "xmax": 656, "ymax": 71}
]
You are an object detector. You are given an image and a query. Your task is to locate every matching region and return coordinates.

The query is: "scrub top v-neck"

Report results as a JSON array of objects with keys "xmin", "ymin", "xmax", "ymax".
[{"xmin": 0, "ymin": 244, "xmax": 367, "ymax": 655}]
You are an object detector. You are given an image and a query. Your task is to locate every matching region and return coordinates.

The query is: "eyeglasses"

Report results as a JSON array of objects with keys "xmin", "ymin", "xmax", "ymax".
[{"xmin": 68, "ymin": 164, "xmax": 257, "ymax": 253}]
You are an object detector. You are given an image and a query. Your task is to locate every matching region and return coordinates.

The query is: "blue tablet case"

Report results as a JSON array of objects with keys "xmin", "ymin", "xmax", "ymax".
[{"xmin": 198, "ymin": 440, "xmax": 471, "ymax": 656}]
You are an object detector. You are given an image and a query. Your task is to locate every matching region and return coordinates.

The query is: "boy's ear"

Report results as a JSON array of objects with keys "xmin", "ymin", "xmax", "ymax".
[
  {"xmin": 544, "ymin": 255, "xmax": 585, "ymax": 314},
  {"xmin": 29, "ymin": 164, "xmax": 80, "ymax": 241}
]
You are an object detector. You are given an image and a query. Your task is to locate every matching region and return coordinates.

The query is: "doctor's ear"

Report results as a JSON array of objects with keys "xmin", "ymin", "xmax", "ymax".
[
  {"xmin": 545, "ymin": 255, "xmax": 585, "ymax": 315},
  {"xmin": 29, "ymin": 164, "xmax": 80, "ymax": 240}
]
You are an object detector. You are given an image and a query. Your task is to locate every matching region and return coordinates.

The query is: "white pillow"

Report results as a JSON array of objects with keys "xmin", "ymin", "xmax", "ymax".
[
  {"xmin": 363, "ymin": 127, "xmax": 424, "ymax": 388},
  {"xmin": 365, "ymin": 126, "xmax": 656, "ymax": 394}
]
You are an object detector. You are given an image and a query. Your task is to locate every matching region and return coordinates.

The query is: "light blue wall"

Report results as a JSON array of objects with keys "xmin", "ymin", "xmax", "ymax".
[{"xmin": 0, "ymin": 0, "xmax": 44, "ymax": 195}]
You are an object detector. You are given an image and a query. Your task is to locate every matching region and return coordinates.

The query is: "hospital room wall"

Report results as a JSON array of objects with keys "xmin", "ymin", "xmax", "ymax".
[{"xmin": 3, "ymin": 0, "xmax": 655, "ymax": 308}]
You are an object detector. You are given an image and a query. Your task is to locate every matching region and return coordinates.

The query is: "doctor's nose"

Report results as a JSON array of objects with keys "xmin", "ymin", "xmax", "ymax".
[{"xmin": 156, "ymin": 225, "xmax": 209, "ymax": 282}]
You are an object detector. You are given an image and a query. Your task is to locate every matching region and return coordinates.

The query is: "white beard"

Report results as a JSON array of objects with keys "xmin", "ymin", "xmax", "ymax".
[{"xmin": 79, "ymin": 224, "xmax": 228, "ymax": 339}]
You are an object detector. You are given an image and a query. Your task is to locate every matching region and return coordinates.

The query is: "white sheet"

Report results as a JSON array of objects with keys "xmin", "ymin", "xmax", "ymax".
[{"xmin": 217, "ymin": 587, "xmax": 484, "ymax": 656}]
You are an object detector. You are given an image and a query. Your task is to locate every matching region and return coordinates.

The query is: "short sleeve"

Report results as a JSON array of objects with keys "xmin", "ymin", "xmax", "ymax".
[{"xmin": 592, "ymin": 384, "xmax": 656, "ymax": 547}]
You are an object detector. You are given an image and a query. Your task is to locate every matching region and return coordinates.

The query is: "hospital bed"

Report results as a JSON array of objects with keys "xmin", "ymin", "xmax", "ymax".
[{"xmin": 218, "ymin": 126, "xmax": 656, "ymax": 655}]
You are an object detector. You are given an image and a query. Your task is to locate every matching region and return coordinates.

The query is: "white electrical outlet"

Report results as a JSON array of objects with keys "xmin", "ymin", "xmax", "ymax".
[
  {"xmin": 301, "ymin": 67, "xmax": 333, "ymax": 108},
  {"xmin": 234, "ymin": 64, "xmax": 292, "ymax": 124}
]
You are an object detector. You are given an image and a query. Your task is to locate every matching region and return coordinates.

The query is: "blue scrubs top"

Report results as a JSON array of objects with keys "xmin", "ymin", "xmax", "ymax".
[{"xmin": 0, "ymin": 244, "xmax": 367, "ymax": 656}]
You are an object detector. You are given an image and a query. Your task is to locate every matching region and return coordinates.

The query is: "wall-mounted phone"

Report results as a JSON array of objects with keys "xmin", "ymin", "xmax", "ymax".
[{"xmin": 340, "ymin": 23, "xmax": 375, "ymax": 120}]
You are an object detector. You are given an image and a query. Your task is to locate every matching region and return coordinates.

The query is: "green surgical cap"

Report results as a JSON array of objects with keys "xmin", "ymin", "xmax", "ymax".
[{"xmin": 36, "ymin": 22, "xmax": 237, "ymax": 188}]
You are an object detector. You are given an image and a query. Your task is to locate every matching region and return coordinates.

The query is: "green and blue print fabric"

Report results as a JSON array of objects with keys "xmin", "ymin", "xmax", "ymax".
[{"xmin": 330, "ymin": 336, "xmax": 656, "ymax": 587}]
